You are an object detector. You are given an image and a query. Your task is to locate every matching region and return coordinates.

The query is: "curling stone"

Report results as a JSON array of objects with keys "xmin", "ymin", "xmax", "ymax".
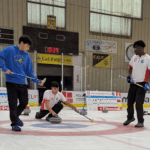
[
  {"xmin": 102, "ymin": 110, "xmax": 108, "ymax": 113},
  {"xmin": 144, "ymin": 111, "xmax": 148, "ymax": 114},
  {"xmin": 143, "ymin": 111, "xmax": 150, "ymax": 115},
  {"xmin": 23, "ymin": 109, "xmax": 31, "ymax": 116},
  {"xmin": 80, "ymin": 109, "xmax": 87, "ymax": 115},
  {"xmin": 49, "ymin": 116, "xmax": 62, "ymax": 124},
  {"xmin": 23, "ymin": 105, "xmax": 31, "ymax": 115}
]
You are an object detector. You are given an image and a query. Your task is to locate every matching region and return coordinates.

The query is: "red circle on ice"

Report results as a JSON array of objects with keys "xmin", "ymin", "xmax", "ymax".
[{"xmin": 0, "ymin": 119, "xmax": 145, "ymax": 136}]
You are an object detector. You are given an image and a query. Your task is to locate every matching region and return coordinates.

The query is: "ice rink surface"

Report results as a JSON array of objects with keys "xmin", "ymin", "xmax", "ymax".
[{"xmin": 0, "ymin": 107, "xmax": 150, "ymax": 150}]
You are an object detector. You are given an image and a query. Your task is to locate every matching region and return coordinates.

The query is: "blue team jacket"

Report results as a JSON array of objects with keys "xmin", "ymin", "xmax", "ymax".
[{"xmin": 0, "ymin": 45, "xmax": 39, "ymax": 84}]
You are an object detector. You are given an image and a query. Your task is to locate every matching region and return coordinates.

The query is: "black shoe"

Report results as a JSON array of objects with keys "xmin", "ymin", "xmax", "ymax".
[
  {"xmin": 35, "ymin": 112, "xmax": 40, "ymax": 119},
  {"xmin": 46, "ymin": 116, "xmax": 51, "ymax": 122},
  {"xmin": 135, "ymin": 123, "xmax": 144, "ymax": 127},
  {"xmin": 123, "ymin": 118, "xmax": 135, "ymax": 126}
]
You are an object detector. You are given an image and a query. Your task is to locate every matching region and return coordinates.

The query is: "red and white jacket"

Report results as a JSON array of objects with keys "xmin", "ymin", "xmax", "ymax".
[
  {"xmin": 129, "ymin": 53, "xmax": 150, "ymax": 82},
  {"xmin": 40, "ymin": 90, "xmax": 66, "ymax": 110}
]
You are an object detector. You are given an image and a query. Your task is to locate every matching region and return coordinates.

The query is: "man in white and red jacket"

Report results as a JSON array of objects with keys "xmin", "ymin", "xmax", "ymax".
[
  {"xmin": 123, "ymin": 40, "xmax": 150, "ymax": 127},
  {"xmin": 35, "ymin": 81, "xmax": 79, "ymax": 121}
]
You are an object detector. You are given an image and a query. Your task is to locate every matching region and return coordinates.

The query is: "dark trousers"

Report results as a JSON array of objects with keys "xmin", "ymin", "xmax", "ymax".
[
  {"xmin": 6, "ymin": 82, "xmax": 28, "ymax": 126},
  {"xmin": 127, "ymin": 83, "xmax": 146, "ymax": 123},
  {"xmin": 36, "ymin": 102, "xmax": 63, "ymax": 119}
]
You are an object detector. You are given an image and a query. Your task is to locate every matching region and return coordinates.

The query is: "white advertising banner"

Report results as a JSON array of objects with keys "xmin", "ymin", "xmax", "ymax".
[
  {"xmin": 86, "ymin": 91, "xmax": 122, "ymax": 111},
  {"xmin": 62, "ymin": 91, "xmax": 85, "ymax": 104},
  {"xmin": 28, "ymin": 90, "xmax": 38, "ymax": 103},
  {"xmin": 121, "ymin": 92, "xmax": 150, "ymax": 105},
  {"xmin": 0, "ymin": 87, "xmax": 8, "ymax": 110},
  {"xmin": 0, "ymin": 87, "xmax": 39, "ymax": 110},
  {"xmin": 85, "ymin": 38, "xmax": 117, "ymax": 53}
]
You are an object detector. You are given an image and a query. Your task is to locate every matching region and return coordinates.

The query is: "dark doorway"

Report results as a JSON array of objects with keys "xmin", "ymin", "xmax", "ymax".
[
  {"xmin": 37, "ymin": 64, "xmax": 73, "ymax": 91},
  {"xmin": 37, "ymin": 76, "xmax": 61, "ymax": 105},
  {"xmin": 37, "ymin": 64, "xmax": 73, "ymax": 104},
  {"xmin": 38, "ymin": 76, "xmax": 61, "ymax": 91}
]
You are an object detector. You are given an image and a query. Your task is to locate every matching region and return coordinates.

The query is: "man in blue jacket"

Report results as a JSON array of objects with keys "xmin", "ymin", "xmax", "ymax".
[{"xmin": 0, "ymin": 35, "xmax": 43, "ymax": 131}]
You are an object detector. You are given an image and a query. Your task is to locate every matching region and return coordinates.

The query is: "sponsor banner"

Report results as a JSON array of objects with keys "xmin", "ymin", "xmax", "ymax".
[
  {"xmin": 98, "ymin": 107, "xmax": 122, "ymax": 111},
  {"xmin": 86, "ymin": 98, "xmax": 98, "ymax": 111},
  {"xmin": 0, "ymin": 88, "xmax": 39, "ymax": 110},
  {"xmin": 28, "ymin": 90, "xmax": 38, "ymax": 104},
  {"xmin": 121, "ymin": 92, "xmax": 150, "ymax": 105},
  {"xmin": 86, "ymin": 91, "xmax": 122, "ymax": 111},
  {"xmin": 85, "ymin": 38, "xmax": 117, "ymax": 53},
  {"xmin": 0, "ymin": 87, "xmax": 8, "ymax": 109},
  {"xmin": 93, "ymin": 54, "xmax": 110, "ymax": 68},
  {"xmin": 37, "ymin": 53, "xmax": 72, "ymax": 65},
  {"xmin": 62, "ymin": 91, "xmax": 85, "ymax": 104},
  {"xmin": 86, "ymin": 91, "xmax": 121, "ymax": 96},
  {"xmin": 47, "ymin": 15, "xmax": 56, "ymax": 30},
  {"xmin": 0, "ymin": 106, "xmax": 9, "ymax": 111}
]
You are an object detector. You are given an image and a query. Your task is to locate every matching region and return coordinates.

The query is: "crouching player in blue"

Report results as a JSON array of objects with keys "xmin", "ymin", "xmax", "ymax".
[{"xmin": 35, "ymin": 81, "xmax": 80, "ymax": 121}]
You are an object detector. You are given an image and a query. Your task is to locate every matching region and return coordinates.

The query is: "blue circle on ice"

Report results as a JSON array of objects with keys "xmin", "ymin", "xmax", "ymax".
[{"xmin": 31, "ymin": 123, "xmax": 88, "ymax": 129}]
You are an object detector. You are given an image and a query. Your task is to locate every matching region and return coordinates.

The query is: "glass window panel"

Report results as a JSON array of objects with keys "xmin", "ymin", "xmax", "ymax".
[
  {"xmin": 90, "ymin": 13, "xmax": 131, "ymax": 36},
  {"xmin": 90, "ymin": 0, "xmax": 142, "ymax": 18},
  {"xmin": 28, "ymin": 0, "xmax": 40, "ymax": 2},
  {"xmin": 41, "ymin": 0, "xmax": 65, "ymax": 6},
  {"xmin": 133, "ymin": 0, "xmax": 142, "ymax": 18},
  {"xmin": 41, "ymin": 5, "xmax": 53, "ymax": 25},
  {"xmin": 28, "ymin": 3, "xmax": 40, "ymax": 24},
  {"xmin": 101, "ymin": 0, "xmax": 111, "ymax": 14},
  {"xmin": 90, "ymin": 0, "xmax": 101, "ymax": 12},
  {"xmin": 101, "ymin": 15, "xmax": 111, "ymax": 34},
  {"xmin": 112, "ymin": 16, "xmax": 121, "ymax": 35},
  {"xmin": 90, "ymin": 13, "xmax": 100, "ymax": 32},
  {"xmin": 122, "ymin": 0, "xmax": 132, "ymax": 17},
  {"xmin": 122, "ymin": 18, "xmax": 131, "ymax": 36},
  {"xmin": 41, "ymin": 0, "xmax": 53, "ymax": 5},
  {"xmin": 54, "ymin": 7, "xmax": 65, "ymax": 28},
  {"xmin": 112, "ymin": 0, "xmax": 122, "ymax": 16},
  {"xmin": 28, "ymin": 0, "xmax": 66, "ymax": 28},
  {"xmin": 54, "ymin": 0, "xmax": 65, "ymax": 7}
]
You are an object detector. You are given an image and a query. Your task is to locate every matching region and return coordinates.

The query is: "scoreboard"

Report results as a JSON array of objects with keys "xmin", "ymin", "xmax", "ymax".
[
  {"xmin": 23, "ymin": 26, "xmax": 79, "ymax": 55},
  {"xmin": 0, "ymin": 28, "xmax": 14, "ymax": 45}
]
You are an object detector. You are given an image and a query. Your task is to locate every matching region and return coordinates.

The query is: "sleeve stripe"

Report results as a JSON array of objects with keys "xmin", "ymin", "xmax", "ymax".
[
  {"xmin": 129, "ymin": 64, "xmax": 132, "ymax": 68},
  {"xmin": 43, "ymin": 99, "xmax": 49, "ymax": 101}
]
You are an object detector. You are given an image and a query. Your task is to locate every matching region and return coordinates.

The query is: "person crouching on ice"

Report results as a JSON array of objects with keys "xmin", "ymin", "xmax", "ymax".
[{"xmin": 35, "ymin": 81, "xmax": 80, "ymax": 121}]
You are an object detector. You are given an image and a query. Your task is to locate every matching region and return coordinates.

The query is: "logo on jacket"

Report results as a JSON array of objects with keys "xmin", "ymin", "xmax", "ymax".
[
  {"xmin": 141, "ymin": 60, "xmax": 144, "ymax": 63},
  {"xmin": 14, "ymin": 55, "xmax": 25, "ymax": 66}
]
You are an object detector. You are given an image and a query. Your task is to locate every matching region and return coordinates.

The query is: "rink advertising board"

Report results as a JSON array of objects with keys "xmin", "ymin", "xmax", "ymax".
[
  {"xmin": 121, "ymin": 92, "xmax": 150, "ymax": 107},
  {"xmin": 0, "ymin": 88, "xmax": 8, "ymax": 110},
  {"xmin": 86, "ymin": 91, "xmax": 122, "ymax": 111},
  {"xmin": 62, "ymin": 91, "xmax": 85, "ymax": 104},
  {"xmin": 0, "ymin": 88, "xmax": 38, "ymax": 110}
]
